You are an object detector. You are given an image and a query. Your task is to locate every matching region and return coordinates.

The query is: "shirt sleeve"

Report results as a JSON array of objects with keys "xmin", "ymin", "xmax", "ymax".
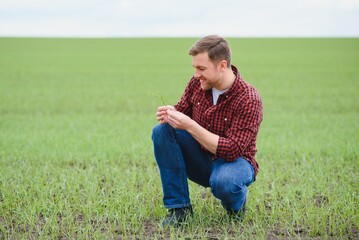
[
  {"xmin": 174, "ymin": 77, "xmax": 196, "ymax": 117},
  {"xmin": 216, "ymin": 99, "xmax": 263, "ymax": 161}
]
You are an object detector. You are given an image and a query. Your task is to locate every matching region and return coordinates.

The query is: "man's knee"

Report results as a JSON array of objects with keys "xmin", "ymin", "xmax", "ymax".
[
  {"xmin": 152, "ymin": 123, "xmax": 172, "ymax": 143},
  {"xmin": 152, "ymin": 124, "xmax": 162, "ymax": 139},
  {"xmin": 210, "ymin": 173, "xmax": 246, "ymax": 200}
]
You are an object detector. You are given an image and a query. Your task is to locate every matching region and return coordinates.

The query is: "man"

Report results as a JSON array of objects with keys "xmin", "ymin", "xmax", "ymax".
[{"xmin": 152, "ymin": 35, "xmax": 263, "ymax": 227}]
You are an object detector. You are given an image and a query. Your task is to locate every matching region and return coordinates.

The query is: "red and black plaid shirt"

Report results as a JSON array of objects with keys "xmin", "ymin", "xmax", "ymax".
[{"xmin": 175, "ymin": 65, "xmax": 263, "ymax": 175}]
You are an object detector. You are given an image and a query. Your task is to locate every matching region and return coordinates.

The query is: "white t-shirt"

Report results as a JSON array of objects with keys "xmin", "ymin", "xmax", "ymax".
[{"xmin": 212, "ymin": 88, "xmax": 227, "ymax": 105}]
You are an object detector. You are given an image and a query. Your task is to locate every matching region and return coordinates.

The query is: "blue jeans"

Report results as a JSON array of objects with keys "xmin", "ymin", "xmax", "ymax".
[{"xmin": 152, "ymin": 123, "xmax": 255, "ymax": 213}]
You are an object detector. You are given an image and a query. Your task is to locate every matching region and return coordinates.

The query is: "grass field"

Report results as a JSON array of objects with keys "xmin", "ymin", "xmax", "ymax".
[{"xmin": 0, "ymin": 37, "xmax": 358, "ymax": 239}]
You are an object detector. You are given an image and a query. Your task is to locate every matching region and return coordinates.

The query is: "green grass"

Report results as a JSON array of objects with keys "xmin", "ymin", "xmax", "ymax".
[{"xmin": 0, "ymin": 37, "xmax": 358, "ymax": 239}]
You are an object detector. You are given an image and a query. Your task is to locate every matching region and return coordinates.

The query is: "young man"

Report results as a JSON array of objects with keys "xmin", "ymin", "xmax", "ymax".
[{"xmin": 152, "ymin": 35, "xmax": 263, "ymax": 227}]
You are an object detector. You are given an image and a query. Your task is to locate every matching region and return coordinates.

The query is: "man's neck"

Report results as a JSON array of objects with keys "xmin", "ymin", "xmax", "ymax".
[{"xmin": 216, "ymin": 68, "xmax": 236, "ymax": 90}]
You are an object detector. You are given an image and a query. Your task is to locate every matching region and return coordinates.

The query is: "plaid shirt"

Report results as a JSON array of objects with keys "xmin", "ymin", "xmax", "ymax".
[{"xmin": 175, "ymin": 65, "xmax": 263, "ymax": 175}]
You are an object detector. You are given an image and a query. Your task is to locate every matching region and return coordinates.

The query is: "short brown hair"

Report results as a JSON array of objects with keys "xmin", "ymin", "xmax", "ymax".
[{"xmin": 188, "ymin": 35, "xmax": 231, "ymax": 67}]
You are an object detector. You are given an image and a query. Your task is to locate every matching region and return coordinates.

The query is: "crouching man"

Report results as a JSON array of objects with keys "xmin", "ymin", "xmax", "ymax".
[{"xmin": 152, "ymin": 35, "xmax": 263, "ymax": 227}]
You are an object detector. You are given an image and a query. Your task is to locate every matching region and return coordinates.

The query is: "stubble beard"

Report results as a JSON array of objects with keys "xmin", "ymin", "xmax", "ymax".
[{"xmin": 200, "ymin": 79, "xmax": 212, "ymax": 91}]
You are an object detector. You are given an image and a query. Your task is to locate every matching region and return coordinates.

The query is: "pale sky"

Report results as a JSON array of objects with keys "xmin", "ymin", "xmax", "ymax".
[{"xmin": 0, "ymin": 0, "xmax": 359, "ymax": 37}]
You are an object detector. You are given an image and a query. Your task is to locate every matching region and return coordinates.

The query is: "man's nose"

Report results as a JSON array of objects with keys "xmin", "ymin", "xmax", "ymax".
[{"xmin": 193, "ymin": 71, "xmax": 201, "ymax": 78}]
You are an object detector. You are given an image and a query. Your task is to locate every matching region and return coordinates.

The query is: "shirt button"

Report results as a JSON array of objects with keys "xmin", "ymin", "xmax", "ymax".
[
  {"xmin": 224, "ymin": 118, "xmax": 227, "ymax": 121},
  {"xmin": 197, "ymin": 102, "xmax": 200, "ymax": 105}
]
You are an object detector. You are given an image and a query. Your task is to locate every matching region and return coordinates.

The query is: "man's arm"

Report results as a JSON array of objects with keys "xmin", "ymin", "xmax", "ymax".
[
  {"xmin": 165, "ymin": 108, "xmax": 219, "ymax": 154},
  {"xmin": 215, "ymin": 99, "xmax": 263, "ymax": 161},
  {"xmin": 165, "ymin": 98, "xmax": 263, "ymax": 160}
]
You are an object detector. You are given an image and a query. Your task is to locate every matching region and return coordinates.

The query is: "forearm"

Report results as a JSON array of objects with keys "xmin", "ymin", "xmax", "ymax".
[{"xmin": 186, "ymin": 120, "xmax": 219, "ymax": 154}]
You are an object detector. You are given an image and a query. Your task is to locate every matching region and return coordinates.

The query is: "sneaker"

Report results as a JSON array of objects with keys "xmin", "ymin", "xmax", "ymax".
[{"xmin": 161, "ymin": 206, "xmax": 193, "ymax": 227}]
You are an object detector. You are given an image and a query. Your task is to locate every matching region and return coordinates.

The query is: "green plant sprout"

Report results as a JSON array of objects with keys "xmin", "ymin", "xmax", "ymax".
[{"xmin": 152, "ymin": 92, "xmax": 166, "ymax": 105}]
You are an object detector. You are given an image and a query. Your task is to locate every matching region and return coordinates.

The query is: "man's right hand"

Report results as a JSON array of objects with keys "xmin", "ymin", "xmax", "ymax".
[{"xmin": 156, "ymin": 105, "xmax": 175, "ymax": 124}]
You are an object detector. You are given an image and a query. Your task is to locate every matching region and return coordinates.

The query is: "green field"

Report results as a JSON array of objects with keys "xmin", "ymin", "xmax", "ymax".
[{"xmin": 0, "ymin": 38, "xmax": 358, "ymax": 239}]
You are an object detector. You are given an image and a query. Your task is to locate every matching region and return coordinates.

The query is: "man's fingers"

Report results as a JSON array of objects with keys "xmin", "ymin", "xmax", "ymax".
[
  {"xmin": 157, "ymin": 105, "xmax": 167, "ymax": 112},
  {"xmin": 156, "ymin": 111, "xmax": 165, "ymax": 117},
  {"xmin": 156, "ymin": 105, "xmax": 174, "ymax": 124},
  {"xmin": 166, "ymin": 105, "xmax": 175, "ymax": 110}
]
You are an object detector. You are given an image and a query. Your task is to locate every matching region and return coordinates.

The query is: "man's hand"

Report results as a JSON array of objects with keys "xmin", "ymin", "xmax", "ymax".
[
  {"xmin": 166, "ymin": 108, "xmax": 194, "ymax": 130},
  {"xmin": 156, "ymin": 105, "xmax": 175, "ymax": 124},
  {"xmin": 156, "ymin": 105, "xmax": 219, "ymax": 154}
]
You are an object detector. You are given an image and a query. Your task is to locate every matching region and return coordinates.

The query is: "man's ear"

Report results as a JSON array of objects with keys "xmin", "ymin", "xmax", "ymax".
[{"xmin": 219, "ymin": 60, "xmax": 227, "ymax": 72}]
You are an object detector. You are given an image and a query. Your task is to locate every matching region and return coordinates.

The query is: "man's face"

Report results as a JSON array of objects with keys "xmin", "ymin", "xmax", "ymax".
[{"xmin": 192, "ymin": 52, "xmax": 222, "ymax": 91}]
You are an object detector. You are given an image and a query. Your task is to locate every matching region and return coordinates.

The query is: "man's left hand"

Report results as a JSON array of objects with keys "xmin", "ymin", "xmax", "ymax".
[{"xmin": 166, "ymin": 108, "xmax": 194, "ymax": 130}]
